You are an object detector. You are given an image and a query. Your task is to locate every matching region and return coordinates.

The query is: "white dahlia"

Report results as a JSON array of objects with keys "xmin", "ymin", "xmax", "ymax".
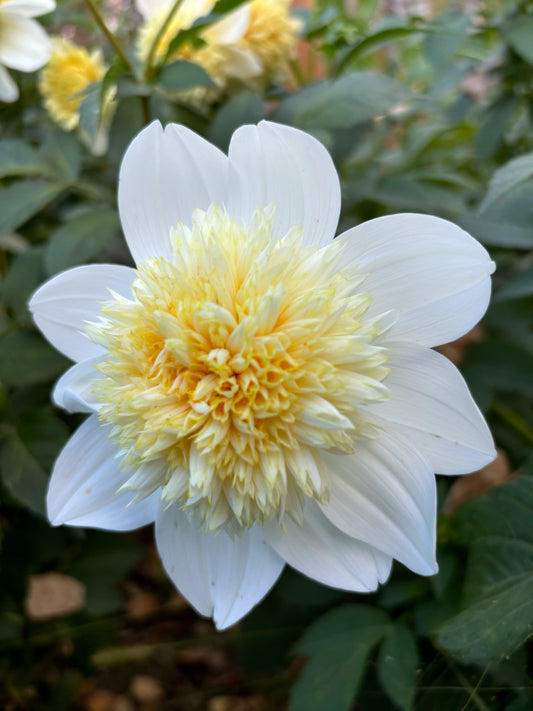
[
  {"xmin": 0, "ymin": 0, "xmax": 55, "ymax": 102},
  {"xmin": 30, "ymin": 121, "xmax": 496, "ymax": 629}
]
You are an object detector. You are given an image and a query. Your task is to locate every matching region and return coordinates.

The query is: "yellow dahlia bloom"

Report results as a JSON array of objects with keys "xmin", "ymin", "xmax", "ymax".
[
  {"xmin": 136, "ymin": 0, "xmax": 261, "ymax": 90},
  {"xmin": 241, "ymin": 0, "xmax": 302, "ymax": 83},
  {"xmin": 0, "ymin": 0, "xmax": 55, "ymax": 102},
  {"xmin": 30, "ymin": 121, "xmax": 496, "ymax": 630},
  {"xmin": 39, "ymin": 38, "xmax": 106, "ymax": 131}
]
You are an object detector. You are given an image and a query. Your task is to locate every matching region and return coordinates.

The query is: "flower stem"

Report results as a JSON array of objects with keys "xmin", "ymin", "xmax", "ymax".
[
  {"xmin": 144, "ymin": 0, "xmax": 184, "ymax": 80},
  {"xmin": 83, "ymin": 0, "xmax": 136, "ymax": 78},
  {"xmin": 492, "ymin": 401, "xmax": 533, "ymax": 445}
]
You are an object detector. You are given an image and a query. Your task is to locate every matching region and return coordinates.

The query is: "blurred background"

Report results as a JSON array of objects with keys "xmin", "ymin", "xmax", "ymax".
[{"xmin": 1, "ymin": 0, "xmax": 532, "ymax": 709}]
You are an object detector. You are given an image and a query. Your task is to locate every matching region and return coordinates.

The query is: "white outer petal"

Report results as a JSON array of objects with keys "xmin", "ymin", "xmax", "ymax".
[
  {"xmin": 0, "ymin": 14, "xmax": 51, "ymax": 71},
  {"xmin": 369, "ymin": 342, "xmax": 496, "ymax": 474},
  {"xmin": 215, "ymin": 46, "xmax": 262, "ymax": 82},
  {"xmin": 264, "ymin": 499, "xmax": 392, "ymax": 591},
  {"xmin": 320, "ymin": 429, "xmax": 438, "ymax": 576},
  {"xmin": 155, "ymin": 506, "xmax": 285, "ymax": 629},
  {"xmin": 210, "ymin": 5, "xmax": 250, "ymax": 44},
  {"xmin": 0, "ymin": 64, "xmax": 18, "ymax": 102},
  {"xmin": 134, "ymin": 0, "xmax": 174, "ymax": 19},
  {"xmin": 337, "ymin": 213, "xmax": 495, "ymax": 346},
  {"xmin": 47, "ymin": 415, "xmax": 158, "ymax": 531},
  {"xmin": 227, "ymin": 121, "xmax": 341, "ymax": 247},
  {"xmin": 118, "ymin": 121, "xmax": 228, "ymax": 265},
  {"xmin": 29, "ymin": 264, "xmax": 135, "ymax": 362},
  {"xmin": 53, "ymin": 355, "xmax": 104, "ymax": 414},
  {"xmin": 0, "ymin": 0, "xmax": 55, "ymax": 17}
]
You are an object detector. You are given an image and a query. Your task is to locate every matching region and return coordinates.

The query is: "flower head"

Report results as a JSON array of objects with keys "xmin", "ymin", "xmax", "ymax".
[
  {"xmin": 0, "ymin": 0, "xmax": 55, "ymax": 103},
  {"xmin": 136, "ymin": 0, "xmax": 301, "ymax": 93},
  {"xmin": 30, "ymin": 120, "xmax": 496, "ymax": 630},
  {"xmin": 39, "ymin": 37, "xmax": 106, "ymax": 131},
  {"xmin": 136, "ymin": 0, "xmax": 261, "ymax": 93}
]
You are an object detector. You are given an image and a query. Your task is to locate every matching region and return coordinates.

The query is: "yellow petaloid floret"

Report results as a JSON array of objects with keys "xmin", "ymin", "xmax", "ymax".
[
  {"xmin": 39, "ymin": 38, "xmax": 105, "ymax": 131},
  {"xmin": 241, "ymin": 0, "xmax": 302, "ymax": 80},
  {"xmin": 87, "ymin": 206, "xmax": 390, "ymax": 531}
]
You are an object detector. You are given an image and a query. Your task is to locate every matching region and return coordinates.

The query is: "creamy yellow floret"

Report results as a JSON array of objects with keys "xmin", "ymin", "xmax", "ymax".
[{"xmin": 87, "ymin": 206, "xmax": 390, "ymax": 532}]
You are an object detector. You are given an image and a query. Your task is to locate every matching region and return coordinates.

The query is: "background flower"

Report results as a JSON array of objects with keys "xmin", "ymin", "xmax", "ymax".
[
  {"xmin": 39, "ymin": 37, "xmax": 105, "ymax": 131},
  {"xmin": 136, "ymin": 0, "xmax": 301, "ymax": 93},
  {"xmin": 30, "ymin": 120, "xmax": 495, "ymax": 630},
  {"xmin": 0, "ymin": 0, "xmax": 55, "ymax": 102}
]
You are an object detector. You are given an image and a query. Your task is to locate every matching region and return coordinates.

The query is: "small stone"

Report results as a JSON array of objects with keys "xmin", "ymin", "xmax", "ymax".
[
  {"xmin": 130, "ymin": 676, "xmax": 164, "ymax": 704},
  {"xmin": 25, "ymin": 573, "xmax": 85, "ymax": 620}
]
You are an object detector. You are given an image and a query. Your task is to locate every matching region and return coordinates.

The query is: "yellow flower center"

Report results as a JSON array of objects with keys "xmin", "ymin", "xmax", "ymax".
[
  {"xmin": 39, "ymin": 39, "xmax": 105, "ymax": 131},
  {"xmin": 87, "ymin": 206, "xmax": 390, "ymax": 531}
]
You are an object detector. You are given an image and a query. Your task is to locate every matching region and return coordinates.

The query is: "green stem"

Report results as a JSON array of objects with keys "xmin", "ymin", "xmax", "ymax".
[
  {"xmin": 83, "ymin": 0, "xmax": 136, "ymax": 77},
  {"xmin": 493, "ymin": 401, "xmax": 533, "ymax": 445},
  {"xmin": 144, "ymin": 0, "xmax": 184, "ymax": 79},
  {"xmin": 288, "ymin": 58, "xmax": 307, "ymax": 87}
]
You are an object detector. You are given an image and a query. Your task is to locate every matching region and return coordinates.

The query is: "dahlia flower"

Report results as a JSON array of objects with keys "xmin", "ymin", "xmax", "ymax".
[
  {"xmin": 136, "ymin": 0, "xmax": 300, "ymax": 92},
  {"xmin": 0, "ymin": 0, "xmax": 55, "ymax": 102},
  {"xmin": 39, "ymin": 37, "xmax": 114, "ymax": 155},
  {"xmin": 39, "ymin": 38, "xmax": 106, "ymax": 131},
  {"xmin": 30, "ymin": 121, "xmax": 496, "ymax": 629}
]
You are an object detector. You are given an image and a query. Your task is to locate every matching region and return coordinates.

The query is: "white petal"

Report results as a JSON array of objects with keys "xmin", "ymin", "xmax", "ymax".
[
  {"xmin": 47, "ymin": 415, "xmax": 158, "ymax": 531},
  {"xmin": 29, "ymin": 264, "xmax": 135, "ymax": 362},
  {"xmin": 53, "ymin": 356, "xmax": 104, "ymax": 414},
  {"xmin": 134, "ymin": 0, "xmax": 173, "ymax": 19},
  {"xmin": 337, "ymin": 213, "xmax": 495, "ymax": 346},
  {"xmin": 227, "ymin": 121, "xmax": 340, "ymax": 247},
  {"xmin": 0, "ymin": 15, "xmax": 50, "ymax": 71},
  {"xmin": 210, "ymin": 5, "xmax": 250, "ymax": 44},
  {"xmin": 265, "ymin": 499, "xmax": 392, "ymax": 591},
  {"xmin": 215, "ymin": 46, "xmax": 262, "ymax": 82},
  {"xmin": 0, "ymin": 64, "xmax": 18, "ymax": 102},
  {"xmin": 0, "ymin": 0, "xmax": 55, "ymax": 17},
  {"xmin": 321, "ymin": 429, "xmax": 438, "ymax": 576},
  {"xmin": 369, "ymin": 342, "xmax": 496, "ymax": 474},
  {"xmin": 155, "ymin": 506, "xmax": 285, "ymax": 629},
  {"xmin": 118, "ymin": 121, "xmax": 228, "ymax": 265}
]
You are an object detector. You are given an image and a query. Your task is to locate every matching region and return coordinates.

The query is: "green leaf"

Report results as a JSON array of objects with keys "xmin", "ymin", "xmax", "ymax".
[
  {"xmin": 290, "ymin": 604, "xmax": 390, "ymax": 711},
  {"xmin": 0, "ymin": 431, "xmax": 48, "ymax": 516},
  {"xmin": 78, "ymin": 83, "xmax": 102, "ymax": 146},
  {"xmin": 0, "ymin": 331, "xmax": 69, "ymax": 387},
  {"xmin": 209, "ymin": 91, "xmax": 265, "ymax": 151},
  {"xmin": 337, "ymin": 24, "xmax": 424, "ymax": 72},
  {"xmin": 458, "ymin": 213, "xmax": 533, "ymax": 249},
  {"xmin": 39, "ymin": 131, "xmax": 81, "ymax": 182},
  {"xmin": 437, "ymin": 574, "xmax": 533, "ymax": 663},
  {"xmin": 0, "ymin": 248, "xmax": 45, "ymax": 323},
  {"xmin": 159, "ymin": 59, "xmax": 216, "ymax": 90},
  {"xmin": 437, "ymin": 476, "xmax": 533, "ymax": 662},
  {"xmin": 0, "ymin": 140, "xmax": 49, "ymax": 179},
  {"xmin": 479, "ymin": 152, "xmax": 533, "ymax": 212},
  {"xmin": 18, "ymin": 409, "xmax": 70, "ymax": 472},
  {"xmin": 462, "ymin": 340, "xmax": 533, "ymax": 397},
  {"xmin": 496, "ymin": 266, "xmax": 533, "ymax": 302},
  {"xmin": 378, "ymin": 624, "xmax": 419, "ymax": 711},
  {"xmin": 502, "ymin": 15, "xmax": 533, "ymax": 64},
  {"xmin": 0, "ymin": 179, "xmax": 64, "ymax": 237},
  {"xmin": 475, "ymin": 94, "xmax": 517, "ymax": 160},
  {"xmin": 424, "ymin": 11, "xmax": 470, "ymax": 68},
  {"xmin": 67, "ymin": 532, "xmax": 144, "ymax": 614},
  {"xmin": 44, "ymin": 207, "xmax": 120, "ymax": 275},
  {"xmin": 274, "ymin": 72, "xmax": 409, "ymax": 132}
]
